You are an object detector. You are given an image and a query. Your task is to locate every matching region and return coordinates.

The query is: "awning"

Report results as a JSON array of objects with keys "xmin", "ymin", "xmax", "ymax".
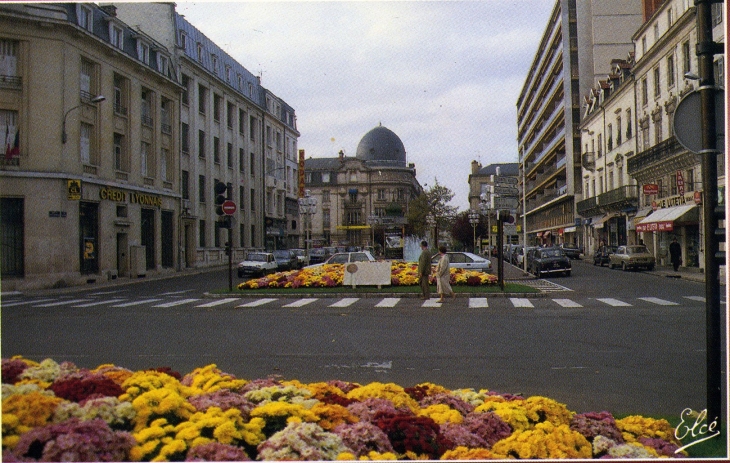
[
  {"xmin": 635, "ymin": 204, "xmax": 698, "ymax": 233},
  {"xmin": 592, "ymin": 213, "xmax": 617, "ymax": 229}
]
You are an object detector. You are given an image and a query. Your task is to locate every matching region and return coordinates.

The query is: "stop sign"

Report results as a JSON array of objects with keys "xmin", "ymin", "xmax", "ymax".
[{"xmin": 221, "ymin": 200, "xmax": 237, "ymax": 215}]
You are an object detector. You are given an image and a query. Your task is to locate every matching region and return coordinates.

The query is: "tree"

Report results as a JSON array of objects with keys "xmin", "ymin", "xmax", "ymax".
[
  {"xmin": 406, "ymin": 179, "xmax": 458, "ymax": 244},
  {"xmin": 450, "ymin": 210, "xmax": 489, "ymax": 252}
]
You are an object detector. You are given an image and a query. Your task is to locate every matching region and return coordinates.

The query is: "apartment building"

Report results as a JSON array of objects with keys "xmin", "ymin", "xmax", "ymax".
[
  {"xmin": 0, "ymin": 3, "xmax": 182, "ymax": 290},
  {"xmin": 113, "ymin": 3, "xmax": 300, "ymax": 263},
  {"xmin": 625, "ymin": 0, "xmax": 724, "ymax": 269},
  {"xmin": 516, "ymin": 0, "xmax": 643, "ymax": 248},
  {"xmin": 467, "ymin": 161, "xmax": 520, "ymax": 247}
]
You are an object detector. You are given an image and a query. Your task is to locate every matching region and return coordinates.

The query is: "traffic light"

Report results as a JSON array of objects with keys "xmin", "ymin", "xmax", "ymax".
[
  {"xmin": 499, "ymin": 210, "xmax": 514, "ymax": 223},
  {"xmin": 214, "ymin": 180, "xmax": 228, "ymax": 216},
  {"xmin": 220, "ymin": 215, "xmax": 232, "ymax": 229}
]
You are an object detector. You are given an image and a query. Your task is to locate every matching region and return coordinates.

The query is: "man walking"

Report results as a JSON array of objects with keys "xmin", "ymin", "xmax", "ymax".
[
  {"xmin": 669, "ymin": 236, "xmax": 682, "ymax": 272},
  {"xmin": 418, "ymin": 240, "xmax": 431, "ymax": 300}
]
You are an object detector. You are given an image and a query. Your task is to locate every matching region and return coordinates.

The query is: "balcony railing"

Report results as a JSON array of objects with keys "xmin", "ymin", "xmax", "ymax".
[
  {"xmin": 577, "ymin": 185, "xmax": 639, "ymax": 215},
  {"xmin": 0, "ymin": 75, "xmax": 22, "ymax": 89},
  {"xmin": 628, "ymin": 136, "xmax": 683, "ymax": 174}
]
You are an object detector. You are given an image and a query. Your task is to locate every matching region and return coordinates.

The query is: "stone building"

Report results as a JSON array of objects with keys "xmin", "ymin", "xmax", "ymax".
[
  {"xmin": 1, "ymin": 3, "xmax": 182, "ymax": 290},
  {"xmin": 467, "ymin": 161, "xmax": 520, "ymax": 248},
  {"xmin": 303, "ymin": 125, "xmax": 422, "ymax": 255}
]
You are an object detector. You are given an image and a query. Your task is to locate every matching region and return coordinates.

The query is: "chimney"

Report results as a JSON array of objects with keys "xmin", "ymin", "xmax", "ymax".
[
  {"xmin": 471, "ymin": 160, "xmax": 481, "ymax": 174},
  {"xmin": 100, "ymin": 5, "xmax": 117, "ymax": 16}
]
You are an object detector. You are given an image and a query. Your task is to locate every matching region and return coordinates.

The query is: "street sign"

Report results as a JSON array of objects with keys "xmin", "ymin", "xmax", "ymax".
[
  {"xmin": 490, "ymin": 175, "xmax": 518, "ymax": 185},
  {"xmin": 488, "ymin": 185, "xmax": 520, "ymax": 196},
  {"xmin": 491, "ymin": 196, "xmax": 519, "ymax": 209},
  {"xmin": 673, "ymin": 87, "xmax": 725, "ymax": 153},
  {"xmin": 221, "ymin": 200, "xmax": 237, "ymax": 215}
]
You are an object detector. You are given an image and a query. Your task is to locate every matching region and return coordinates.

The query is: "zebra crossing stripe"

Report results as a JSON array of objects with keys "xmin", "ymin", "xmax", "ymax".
[
  {"xmin": 596, "ymin": 298, "xmax": 632, "ymax": 307},
  {"xmin": 469, "ymin": 298, "xmax": 489, "ymax": 308},
  {"xmin": 684, "ymin": 296, "xmax": 705, "ymax": 302},
  {"xmin": 552, "ymin": 298, "xmax": 582, "ymax": 308},
  {"xmin": 112, "ymin": 299, "xmax": 162, "ymax": 307},
  {"xmin": 283, "ymin": 298, "xmax": 318, "ymax": 308},
  {"xmin": 422, "ymin": 299, "xmax": 442, "ymax": 307},
  {"xmin": 510, "ymin": 298, "xmax": 534, "ymax": 308},
  {"xmin": 375, "ymin": 298, "xmax": 400, "ymax": 307},
  {"xmin": 35, "ymin": 299, "xmax": 90, "ymax": 307},
  {"xmin": 638, "ymin": 297, "xmax": 679, "ymax": 306},
  {"xmin": 237, "ymin": 298, "xmax": 277, "ymax": 307},
  {"xmin": 73, "ymin": 299, "xmax": 127, "ymax": 308},
  {"xmin": 153, "ymin": 298, "xmax": 201, "ymax": 308},
  {"xmin": 196, "ymin": 298, "xmax": 240, "ymax": 308},
  {"xmin": 2, "ymin": 298, "xmax": 54, "ymax": 307},
  {"xmin": 329, "ymin": 298, "xmax": 359, "ymax": 308}
]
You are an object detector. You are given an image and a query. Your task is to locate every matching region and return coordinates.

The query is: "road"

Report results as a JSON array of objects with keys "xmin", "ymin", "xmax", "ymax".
[{"xmin": 1, "ymin": 258, "xmax": 725, "ymax": 419}]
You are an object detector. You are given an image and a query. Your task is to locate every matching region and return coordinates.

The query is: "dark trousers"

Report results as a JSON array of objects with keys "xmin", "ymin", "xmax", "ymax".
[{"xmin": 420, "ymin": 275, "xmax": 430, "ymax": 298}]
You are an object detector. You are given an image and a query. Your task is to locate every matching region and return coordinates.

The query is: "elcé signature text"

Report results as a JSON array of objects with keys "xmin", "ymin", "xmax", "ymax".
[{"xmin": 674, "ymin": 408, "xmax": 720, "ymax": 453}]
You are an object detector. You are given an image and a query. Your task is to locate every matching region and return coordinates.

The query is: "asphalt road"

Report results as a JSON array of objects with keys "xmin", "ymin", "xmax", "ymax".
[{"xmin": 2, "ymin": 258, "xmax": 726, "ymax": 419}]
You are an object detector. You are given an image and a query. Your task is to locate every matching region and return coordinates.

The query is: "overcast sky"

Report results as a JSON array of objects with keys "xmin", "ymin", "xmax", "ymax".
[{"xmin": 176, "ymin": 1, "xmax": 556, "ymax": 208}]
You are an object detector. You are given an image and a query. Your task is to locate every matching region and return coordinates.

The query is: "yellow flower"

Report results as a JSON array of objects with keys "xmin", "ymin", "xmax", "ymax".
[
  {"xmin": 311, "ymin": 402, "xmax": 359, "ymax": 430},
  {"xmin": 522, "ymin": 396, "xmax": 575, "ymax": 426},
  {"xmin": 440, "ymin": 446, "xmax": 497, "ymax": 460},
  {"xmin": 475, "ymin": 399, "xmax": 530, "ymax": 432},
  {"xmin": 616, "ymin": 415, "xmax": 679, "ymax": 444},
  {"xmin": 130, "ymin": 387, "xmax": 196, "ymax": 431},
  {"xmin": 418, "ymin": 404, "xmax": 463, "ymax": 425},
  {"xmin": 182, "ymin": 364, "xmax": 247, "ymax": 394},
  {"xmin": 121, "ymin": 370, "xmax": 190, "ymax": 402},
  {"xmin": 491, "ymin": 422, "xmax": 591, "ymax": 459},
  {"xmin": 345, "ymin": 382, "xmax": 419, "ymax": 412}
]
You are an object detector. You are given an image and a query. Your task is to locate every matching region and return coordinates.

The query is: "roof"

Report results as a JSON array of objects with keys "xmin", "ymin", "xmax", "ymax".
[
  {"xmin": 476, "ymin": 163, "xmax": 520, "ymax": 176},
  {"xmin": 355, "ymin": 125, "xmax": 406, "ymax": 167}
]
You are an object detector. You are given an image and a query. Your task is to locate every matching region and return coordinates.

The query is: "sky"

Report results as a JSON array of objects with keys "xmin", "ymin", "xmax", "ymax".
[{"xmin": 176, "ymin": 1, "xmax": 557, "ymax": 209}]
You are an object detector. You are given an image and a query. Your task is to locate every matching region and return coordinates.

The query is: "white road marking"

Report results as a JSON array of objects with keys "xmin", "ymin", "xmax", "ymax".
[
  {"xmin": 35, "ymin": 299, "xmax": 90, "ymax": 307},
  {"xmin": 510, "ymin": 298, "xmax": 534, "ymax": 308},
  {"xmin": 283, "ymin": 298, "xmax": 318, "ymax": 308},
  {"xmin": 375, "ymin": 298, "xmax": 400, "ymax": 307},
  {"xmin": 422, "ymin": 299, "xmax": 442, "ymax": 307},
  {"xmin": 153, "ymin": 298, "xmax": 201, "ymax": 308},
  {"xmin": 196, "ymin": 298, "xmax": 240, "ymax": 308},
  {"xmin": 73, "ymin": 299, "xmax": 127, "ymax": 307},
  {"xmin": 112, "ymin": 298, "xmax": 162, "ymax": 307},
  {"xmin": 329, "ymin": 298, "xmax": 359, "ymax": 308},
  {"xmin": 237, "ymin": 298, "xmax": 277, "ymax": 307},
  {"xmin": 468, "ymin": 297, "xmax": 489, "ymax": 308},
  {"xmin": 159, "ymin": 290, "xmax": 194, "ymax": 296},
  {"xmin": 552, "ymin": 298, "xmax": 582, "ymax": 308},
  {"xmin": 2, "ymin": 298, "xmax": 54, "ymax": 307},
  {"xmin": 596, "ymin": 298, "xmax": 632, "ymax": 307},
  {"xmin": 639, "ymin": 297, "xmax": 679, "ymax": 306},
  {"xmin": 684, "ymin": 296, "xmax": 706, "ymax": 302}
]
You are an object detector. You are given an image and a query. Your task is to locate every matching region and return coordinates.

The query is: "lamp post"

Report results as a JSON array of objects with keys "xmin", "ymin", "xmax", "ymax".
[
  {"xmin": 62, "ymin": 95, "xmax": 105, "ymax": 144},
  {"xmin": 426, "ymin": 214, "xmax": 436, "ymax": 249},
  {"xmin": 298, "ymin": 190, "xmax": 317, "ymax": 262},
  {"xmin": 480, "ymin": 193, "xmax": 491, "ymax": 255},
  {"xmin": 468, "ymin": 209, "xmax": 480, "ymax": 254},
  {"xmin": 367, "ymin": 214, "xmax": 380, "ymax": 250}
]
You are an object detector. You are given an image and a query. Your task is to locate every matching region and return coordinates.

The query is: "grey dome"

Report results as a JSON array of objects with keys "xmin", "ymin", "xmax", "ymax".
[{"xmin": 355, "ymin": 125, "xmax": 406, "ymax": 166}]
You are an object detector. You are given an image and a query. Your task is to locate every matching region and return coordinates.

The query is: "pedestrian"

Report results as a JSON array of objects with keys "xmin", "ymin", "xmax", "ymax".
[
  {"xmin": 417, "ymin": 240, "xmax": 432, "ymax": 300},
  {"xmin": 436, "ymin": 245, "xmax": 455, "ymax": 302},
  {"xmin": 669, "ymin": 236, "xmax": 682, "ymax": 271}
]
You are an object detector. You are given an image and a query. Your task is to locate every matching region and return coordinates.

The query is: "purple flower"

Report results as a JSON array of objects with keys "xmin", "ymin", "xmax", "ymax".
[
  {"xmin": 439, "ymin": 422, "xmax": 489, "ymax": 449},
  {"xmin": 2, "ymin": 358, "xmax": 29, "ymax": 384},
  {"xmin": 7, "ymin": 418, "xmax": 134, "ymax": 462},
  {"xmin": 327, "ymin": 380, "xmax": 360, "ymax": 394},
  {"xmin": 189, "ymin": 390, "xmax": 256, "ymax": 420},
  {"xmin": 239, "ymin": 376, "xmax": 283, "ymax": 394},
  {"xmin": 420, "ymin": 393, "xmax": 475, "ymax": 416},
  {"xmin": 347, "ymin": 398, "xmax": 408, "ymax": 423},
  {"xmin": 462, "ymin": 411, "xmax": 512, "ymax": 447},
  {"xmin": 185, "ymin": 442, "xmax": 251, "ymax": 461},
  {"xmin": 638, "ymin": 437, "xmax": 683, "ymax": 457},
  {"xmin": 570, "ymin": 411, "xmax": 624, "ymax": 443},
  {"xmin": 332, "ymin": 422, "xmax": 395, "ymax": 457}
]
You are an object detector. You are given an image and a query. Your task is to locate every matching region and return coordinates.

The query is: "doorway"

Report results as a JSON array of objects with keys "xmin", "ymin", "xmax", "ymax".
[{"xmin": 117, "ymin": 233, "xmax": 128, "ymax": 277}]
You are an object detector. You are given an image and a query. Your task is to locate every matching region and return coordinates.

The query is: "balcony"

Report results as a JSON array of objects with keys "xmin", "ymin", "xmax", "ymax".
[
  {"xmin": 0, "ymin": 74, "xmax": 22, "ymax": 89},
  {"xmin": 577, "ymin": 185, "xmax": 639, "ymax": 216},
  {"xmin": 582, "ymin": 151, "xmax": 595, "ymax": 171},
  {"xmin": 627, "ymin": 137, "xmax": 683, "ymax": 175}
]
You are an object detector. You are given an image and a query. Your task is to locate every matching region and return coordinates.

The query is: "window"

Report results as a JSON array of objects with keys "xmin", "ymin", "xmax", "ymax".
[
  {"xmin": 249, "ymin": 116, "xmax": 256, "ymax": 141},
  {"xmin": 157, "ymin": 54, "xmax": 169, "ymax": 75},
  {"xmin": 712, "ymin": 3, "xmax": 723, "ymax": 26},
  {"xmin": 654, "ymin": 119, "xmax": 663, "ymax": 144},
  {"xmin": 198, "ymin": 130, "xmax": 206, "ymax": 158},
  {"xmin": 141, "ymin": 141, "xmax": 152, "ymax": 177},
  {"xmin": 227, "ymin": 142, "xmax": 233, "ymax": 168},
  {"xmin": 113, "ymin": 133, "xmax": 127, "ymax": 171},
  {"xmin": 616, "ymin": 116, "xmax": 622, "ymax": 145},
  {"xmin": 322, "ymin": 172, "xmax": 330, "ymax": 183},
  {"xmin": 377, "ymin": 189, "xmax": 386, "ymax": 200},
  {"xmin": 266, "ymin": 126, "xmax": 272, "ymax": 146},
  {"xmin": 322, "ymin": 190, "xmax": 330, "ymax": 203},
  {"xmin": 670, "ymin": 173, "xmax": 678, "ymax": 195},
  {"xmin": 181, "ymin": 123, "xmax": 190, "ymax": 153},
  {"xmin": 113, "ymin": 73, "xmax": 128, "ymax": 116},
  {"xmin": 714, "ymin": 57, "xmax": 724, "ymax": 86},
  {"xmin": 110, "ymin": 23, "xmax": 123, "ymax": 49},
  {"xmin": 199, "ymin": 220, "xmax": 206, "ymax": 247},
  {"xmin": 77, "ymin": 4, "xmax": 93, "ymax": 30},
  {"xmin": 626, "ymin": 109, "xmax": 632, "ymax": 139},
  {"xmin": 682, "ymin": 41, "xmax": 691, "ymax": 74},
  {"xmin": 225, "ymin": 65, "xmax": 231, "ymax": 83},
  {"xmin": 161, "ymin": 98, "xmax": 172, "ymax": 134},
  {"xmin": 667, "ymin": 7, "xmax": 674, "ymax": 26},
  {"xmin": 0, "ymin": 40, "xmax": 18, "ymax": 78},
  {"xmin": 250, "ymin": 188, "xmax": 256, "ymax": 211},
  {"xmin": 597, "ymin": 134, "xmax": 602, "ymax": 158},
  {"xmin": 641, "ymin": 36, "xmax": 647, "ymax": 55},
  {"xmin": 667, "ymin": 55, "xmax": 675, "ymax": 88},
  {"xmin": 653, "ymin": 23, "xmax": 659, "ymax": 41},
  {"xmin": 686, "ymin": 169, "xmax": 695, "ymax": 191},
  {"xmin": 199, "ymin": 175, "xmax": 206, "ymax": 202},
  {"xmin": 196, "ymin": 42, "xmax": 203, "ymax": 62},
  {"xmin": 239, "ymin": 109, "xmax": 245, "ymax": 134},
  {"xmin": 179, "ymin": 30, "xmax": 188, "ymax": 50},
  {"xmin": 239, "ymin": 148, "xmax": 244, "ymax": 172},
  {"xmin": 141, "ymin": 88, "xmax": 153, "ymax": 126},
  {"xmin": 653, "ymin": 66, "xmax": 661, "ymax": 97},
  {"xmin": 250, "ymin": 152, "xmax": 255, "ymax": 176},
  {"xmin": 213, "ymin": 93, "xmax": 222, "ymax": 122},
  {"xmin": 323, "ymin": 210, "xmax": 330, "ymax": 230},
  {"xmin": 182, "ymin": 170, "xmax": 190, "ymax": 200},
  {"xmin": 137, "ymin": 40, "xmax": 150, "ymax": 64},
  {"xmin": 641, "ymin": 78, "xmax": 648, "ymax": 106},
  {"xmin": 227, "ymin": 102, "xmax": 234, "ymax": 129},
  {"xmin": 211, "ymin": 54, "xmax": 218, "ymax": 73},
  {"xmin": 181, "ymin": 74, "xmax": 190, "ymax": 106},
  {"xmin": 607, "ymin": 124, "xmax": 613, "ymax": 151},
  {"xmin": 213, "ymin": 136, "xmax": 220, "ymax": 164},
  {"xmin": 0, "ymin": 110, "xmax": 19, "ymax": 161},
  {"xmin": 198, "ymin": 84, "xmax": 207, "ymax": 114},
  {"xmin": 162, "ymin": 148, "xmax": 171, "ymax": 181},
  {"xmin": 79, "ymin": 123, "xmax": 92, "ymax": 164},
  {"xmin": 80, "ymin": 58, "xmax": 94, "ymax": 100},
  {"xmin": 657, "ymin": 178, "xmax": 664, "ymax": 198}
]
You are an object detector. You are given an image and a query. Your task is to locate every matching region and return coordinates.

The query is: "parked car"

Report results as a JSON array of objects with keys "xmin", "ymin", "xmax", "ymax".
[
  {"xmin": 529, "ymin": 247, "xmax": 571, "ymax": 277},
  {"xmin": 290, "ymin": 249, "xmax": 309, "ymax": 268},
  {"xmin": 608, "ymin": 245, "xmax": 656, "ymax": 271},
  {"xmin": 306, "ymin": 251, "xmax": 376, "ymax": 268},
  {"xmin": 514, "ymin": 246, "xmax": 536, "ymax": 267},
  {"xmin": 593, "ymin": 245, "xmax": 617, "ymax": 266},
  {"xmin": 272, "ymin": 249, "xmax": 298, "ymax": 271},
  {"xmin": 307, "ymin": 248, "xmax": 328, "ymax": 265},
  {"xmin": 431, "ymin": 252, "xmax": 492, "ymax": 272},
  {"xmin": 561, "ymin": 243, "xmax": 582, "ymax": 259},
  {"xmin": 237, "ymin": 252, "xmax": 277, "ymax": 278}
]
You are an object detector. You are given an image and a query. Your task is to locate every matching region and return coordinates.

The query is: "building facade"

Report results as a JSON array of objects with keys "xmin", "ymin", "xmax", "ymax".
[
  {"xmin": 303, "ymin": 125, "xmax": 422, "ymax": 255},
  {"xmin": 1, "ymin": 3, "xmax": 182, "ymax": 290},
  {"xmin": 467, "ymin": 162, "xmax": 520, "ymax": 248},
  {"xmin": 516, "ymin": 0, "xmax": 643, "ymax": 249}
]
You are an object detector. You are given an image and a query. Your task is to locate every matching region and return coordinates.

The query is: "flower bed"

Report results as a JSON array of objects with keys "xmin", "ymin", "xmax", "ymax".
[
  {"xmin": 2, "ymin": 356, "xmax": 686, "ymax": 461},
  {"xmin": 238, "ymin": 262, "xmax": 498, "ymax": 290}
]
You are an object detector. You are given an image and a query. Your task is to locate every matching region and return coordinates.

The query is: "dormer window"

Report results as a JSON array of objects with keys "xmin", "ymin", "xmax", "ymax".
[
  {"xmin": 137, "ymin": 39, "xmax": 150, "ymax": 64},
  {"xmin": 157, "ymin": 54, "xmax": 169, "ymax": 75},
  {"xmin": 211, "ymin": 54, "xmax": 218, "ymax": 73},
  {"xmin": 196, "ymin": 42, "xmax": 203, "ymax": 62},
  {"xmin": 109, "ymin": 22, "xmax": 123, "ymax": 48},
  {"xmin": 179, "ymin": 30, "xmax": 188, "ymax": 50},
  {"xmin": 77, "ymin": 4, "xmax": 93, "ymax": 31},
  {"xmin": 225, "ymin": 65, "xmax": 232, "ymax": 83}
]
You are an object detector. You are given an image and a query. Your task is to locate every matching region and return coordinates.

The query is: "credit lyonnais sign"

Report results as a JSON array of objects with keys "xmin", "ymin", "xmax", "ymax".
[{"xmin": 100, "ymin": 187, "xmax": 162, "ymax": 207}]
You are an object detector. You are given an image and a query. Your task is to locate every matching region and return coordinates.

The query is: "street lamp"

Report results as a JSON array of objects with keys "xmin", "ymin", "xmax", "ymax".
[
  {"xmin": 468, "ymin": 209, "xmax": 480, "ymax": 253},
  {"xmin": 298, "ymin": 190, "xmax": 317, "ymax": 262},
  {"xmin": 367, "ymin": 214, "xmax": 380, "ymax": 250},
  {"xmin": 426, "ymin": 214, "xmax": 436, "ymax": 247},
  {"xmin": 480, "ymin": 193, "xmax": 491, "ymax": 254},
  {"xmin": 62, "ymin": 95, "xmax": 106, "ymax": 144}
]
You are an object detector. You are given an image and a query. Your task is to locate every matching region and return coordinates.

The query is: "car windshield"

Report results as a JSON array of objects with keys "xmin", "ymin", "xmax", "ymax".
[
  {"xmin": 273, "ymin": 250, "xmax": 289, "ymax": 258},
  {"xmin": 247, "ymin": 253, "xmax": 267, "ymax": 262},
  {"xmin": 627, "ymin": 246, "xmax": 649, "ymax": 254},
  {"xmin": 292, "ymin": 250, "xmax": 305, "ymax": 257},
  {"xmin": 541, "ymin": 249, "xmax": 565, "ymax": 258}
]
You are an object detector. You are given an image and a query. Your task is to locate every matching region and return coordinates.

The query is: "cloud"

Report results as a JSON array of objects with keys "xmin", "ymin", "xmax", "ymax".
[{"xmin": 176, "ymin": 0, "xmax": 555, "ymax": 206}]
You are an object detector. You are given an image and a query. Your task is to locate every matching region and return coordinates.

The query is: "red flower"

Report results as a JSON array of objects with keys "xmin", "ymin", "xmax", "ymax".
[{"xmin": 49, "ymin": 376, "xmax": 124, "ymax": 403}]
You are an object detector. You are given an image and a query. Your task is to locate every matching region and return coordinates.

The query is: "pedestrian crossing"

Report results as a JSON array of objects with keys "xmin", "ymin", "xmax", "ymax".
[{"xmin": 2, "ymin": 293, "xmax": 720, "ymax": 311}]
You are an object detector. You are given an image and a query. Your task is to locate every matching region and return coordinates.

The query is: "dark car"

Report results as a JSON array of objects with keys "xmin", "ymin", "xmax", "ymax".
[
  {"xmin": 272, "ymin": 249, "xmax": 298, "ymax": 271},
  {"xmin": 593, "ymin": 245, "xmax": 617, "ymax": 266},
  {"xmin": 529, "ymin": 247, "xmax": 571, "ymax": 277},
  {"xmin": 307, "ymin": 248, "xmax": 328, "ymax": 265},
  {"xmin": 561, "ymin": 243, "xmax": 582, "ymax": 259}
]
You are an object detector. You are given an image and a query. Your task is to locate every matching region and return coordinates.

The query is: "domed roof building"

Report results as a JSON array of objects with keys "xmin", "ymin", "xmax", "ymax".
[{"xmin": 302, "ymin": 124, "xmax": 423, "ymax": 256}]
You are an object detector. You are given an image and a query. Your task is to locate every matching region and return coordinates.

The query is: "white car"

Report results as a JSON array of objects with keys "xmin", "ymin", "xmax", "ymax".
[
  {"xmin": 431, "ymin": 252, "xmax": 492, "ymax": 272},
  {"xmin": 306, "ymin": 251, "xmax": 376, "ymax": 268},
  {"xmin": 237, "ymin": 252, "xmax": 278, "ymax": 278}
]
